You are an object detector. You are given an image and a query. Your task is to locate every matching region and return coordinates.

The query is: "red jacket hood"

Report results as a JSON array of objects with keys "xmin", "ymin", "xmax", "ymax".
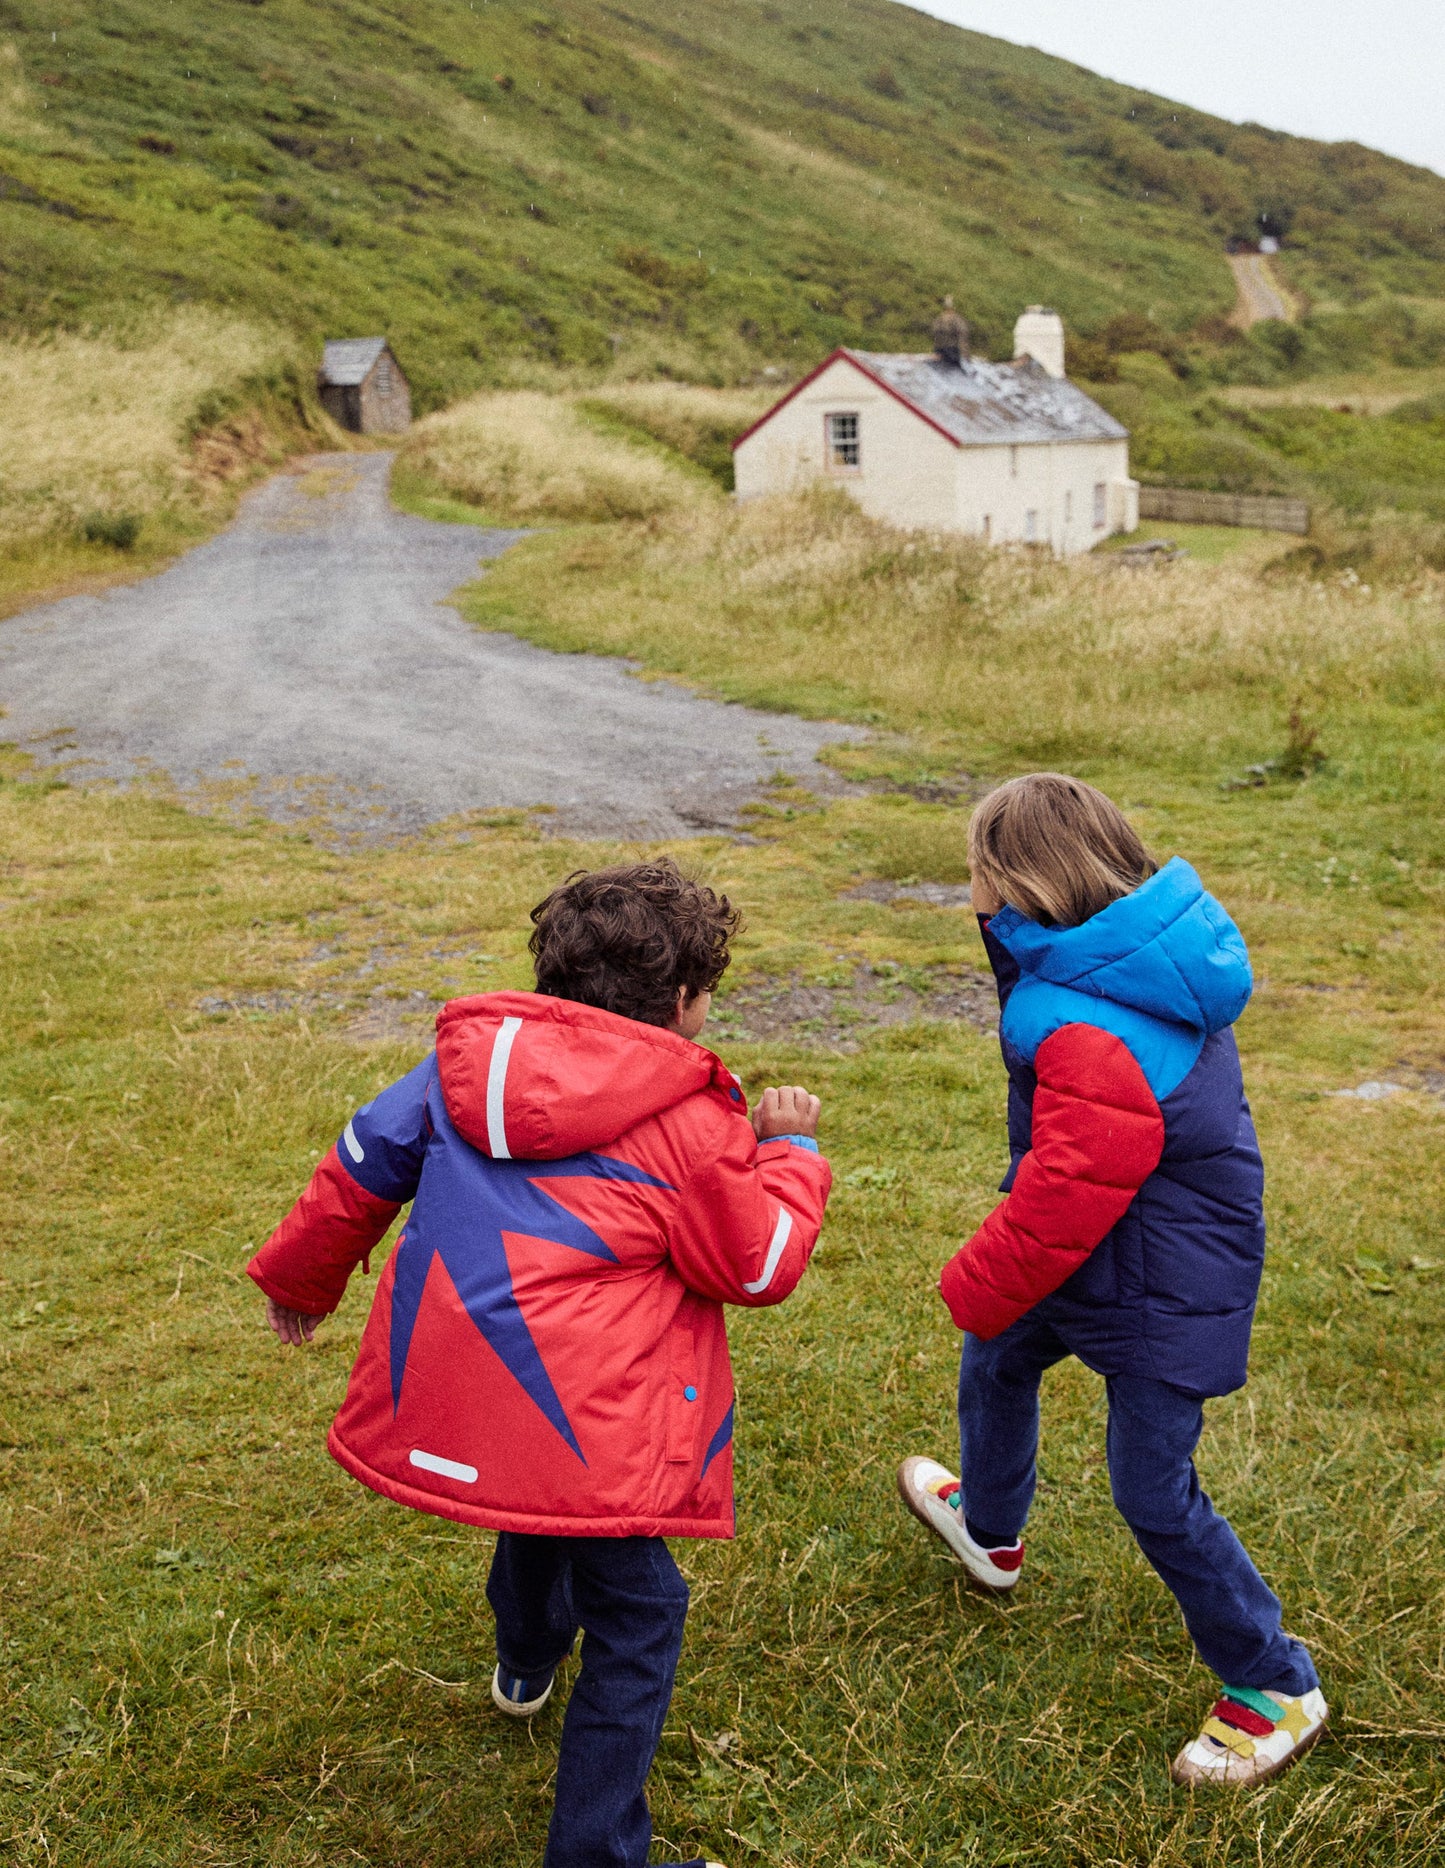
[{"xmin": 434, "ymin": 990, "xmax": 742, "ymax": 1160}]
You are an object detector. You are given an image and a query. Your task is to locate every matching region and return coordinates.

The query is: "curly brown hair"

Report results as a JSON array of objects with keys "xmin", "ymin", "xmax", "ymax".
[{"xmin": 528, "ymin": 859, "xmax": 741, "ymax": 1029}]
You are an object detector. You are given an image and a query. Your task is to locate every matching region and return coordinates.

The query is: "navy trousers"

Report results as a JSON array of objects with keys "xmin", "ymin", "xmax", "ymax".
[
  {"xmin": 486, "ymin": 1532, "xmax": 704, "ymax": 1868},
  {"xmin": 957, "ymin": 1315, "xmax": 1318, "ymax": 1695}
]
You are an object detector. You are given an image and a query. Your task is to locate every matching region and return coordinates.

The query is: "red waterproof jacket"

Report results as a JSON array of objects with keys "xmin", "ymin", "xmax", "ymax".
[{"xmin": 248, "ymin": 992, "xmax": 831, "ymax": 1539}]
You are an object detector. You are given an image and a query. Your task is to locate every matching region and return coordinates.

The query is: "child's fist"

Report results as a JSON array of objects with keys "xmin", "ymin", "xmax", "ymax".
[
  {"xmin": 752, "ymin": 1084, "xmax": 821, "ymax": 1142},
  {"xmin": 265, "ymin": 1297, "xmax": 323, "ymax": 1346}
]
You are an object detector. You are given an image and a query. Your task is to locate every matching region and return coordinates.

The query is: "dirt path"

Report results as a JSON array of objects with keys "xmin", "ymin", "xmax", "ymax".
[
  {"xmin": 0, "ymin": 453, "xmax": 860, "ymax": 841},
  {"xmin": 1228, "ymin": 252, "xmax": 1295, "ymax": 327}
]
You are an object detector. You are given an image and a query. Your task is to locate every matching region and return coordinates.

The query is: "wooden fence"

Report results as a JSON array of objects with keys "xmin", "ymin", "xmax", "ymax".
[{"xmin": 1138, "ymin": 486, "xmax": 1310, "ymax": 534}]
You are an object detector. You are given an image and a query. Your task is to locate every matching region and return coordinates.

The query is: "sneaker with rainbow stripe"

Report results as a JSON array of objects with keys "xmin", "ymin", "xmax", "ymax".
[
  {"xmin": 896, "ymin": 1456, "xmax": 1024, "ymax": 1592},
  {"xmin": 1171, "ymin": 1683, "xmax": 1328, "ymax": 1787}
]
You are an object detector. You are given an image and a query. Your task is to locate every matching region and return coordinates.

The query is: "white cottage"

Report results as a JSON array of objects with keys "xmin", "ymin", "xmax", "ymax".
[{"xmin": 732, "ymin": 304, "xmax": 1139, "ymax": 555}]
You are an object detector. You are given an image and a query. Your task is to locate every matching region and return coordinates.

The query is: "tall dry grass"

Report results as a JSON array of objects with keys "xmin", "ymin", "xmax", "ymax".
[
  {"xmin": 579, "ymin": 380, "xmax": 776, "ymax": 483},
  {"xmin": 1275, "ymin": 504, "xmax": 1445, "ymax": 582},
  {"xmin": 0, "ymin": 309, "xmax": 285, "ymax": 545},
  {"xmin": 397, "ymin": 389, "xmax": 712, "ymax": 522},
  {"xmin": 469, "ymin": 488, "xmax": 1445, "ymax": 790}
]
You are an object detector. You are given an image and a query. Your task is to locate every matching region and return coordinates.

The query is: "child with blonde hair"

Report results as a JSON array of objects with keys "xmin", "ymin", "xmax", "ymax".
[{"xmin": 898, "ymin": 774, "xmax": 1326, "ymax": 1787}]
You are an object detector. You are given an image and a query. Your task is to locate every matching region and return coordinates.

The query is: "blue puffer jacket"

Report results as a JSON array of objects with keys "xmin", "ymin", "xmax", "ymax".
[{"xmin": 940, "ymin": 858, "xmax": 1266, "ymax": 1397}]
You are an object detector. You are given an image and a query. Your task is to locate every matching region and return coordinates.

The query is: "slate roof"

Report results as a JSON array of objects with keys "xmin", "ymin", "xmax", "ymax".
[
  {"xmin": 320, "ymin": 337, "xmax": 391, "ymax": 387},
  {"xmin": 844, "ymin": 349, "xmax": 1127, "ymax": 446},
  {"xmin": 734, "ymin": 347, "xmax": 1128, "ymax": 453}
]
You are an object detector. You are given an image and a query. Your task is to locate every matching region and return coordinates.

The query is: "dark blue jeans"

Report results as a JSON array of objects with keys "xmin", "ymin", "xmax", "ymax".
[
  {"xmin": 957, "ymin": 1315, "xmax": 1318, "ymax": 1695},
  {"xmin": 486, "ymin": 1532, "xmax": 704, "ymax": 1868}
]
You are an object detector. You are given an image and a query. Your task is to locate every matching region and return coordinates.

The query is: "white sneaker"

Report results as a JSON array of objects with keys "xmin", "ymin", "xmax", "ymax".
[
  {"xmin": 1171, "ymin": 1685, "xmax": 1328, "ymax": 1787},
  {"xmin": 897, "ymin": 1456, "xmax": 1024, "ymax": 1592},
  {"xmin": 490, "ymin": 1661, "xmax": 557, "ymax": 1717}
]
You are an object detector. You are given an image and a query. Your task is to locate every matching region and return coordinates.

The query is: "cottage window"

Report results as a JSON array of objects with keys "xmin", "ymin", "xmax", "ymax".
[
  {"xmin": 1064, "ymin": 490, "xmax": 1073, "ymax": 525},
  {"xmin": 1093, "ymin": 481, "xmax": 1107, "ymax": 529},
  {"xmin": 1024, "ymin": 509, "xmax": 1039, "ymax": 543},
  {"xmin": 826, "ymin": 412, "xmax": 860, "ymax": 469},
  {"xmin": 1009, "ymin": 445, "xmax": 1019, "ymax": 478}
]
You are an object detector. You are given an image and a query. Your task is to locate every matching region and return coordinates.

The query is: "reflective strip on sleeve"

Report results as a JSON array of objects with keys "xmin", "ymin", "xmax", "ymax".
[
  {"xmin": 486, "ymin": 1016, "xmax": 523, "ymax": 1160},
  {"xmin": 342, "ymin": 1119, "xmax": 365, "ymax": 1164},
  {"xmin": 743, "ymin": 1206, "xmax": 794, "ymax": 1295}
]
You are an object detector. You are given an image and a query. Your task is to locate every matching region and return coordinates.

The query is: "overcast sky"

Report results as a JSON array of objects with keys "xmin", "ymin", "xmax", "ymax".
[{"xmin": 899, "ymin": 1, "xmax": 1445, "ymax": 178}]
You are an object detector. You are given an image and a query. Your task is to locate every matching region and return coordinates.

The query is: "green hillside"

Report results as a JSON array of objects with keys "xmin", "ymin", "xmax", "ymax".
[{"xmin": 4, "ymin": 0, "xmax": 1445, "ymax": 401}]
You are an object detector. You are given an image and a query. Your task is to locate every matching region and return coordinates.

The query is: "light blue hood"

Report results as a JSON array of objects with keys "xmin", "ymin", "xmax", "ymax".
[
  {"xmin": 988, "ymin": 859, "xmax": 1252, "ymax": 1098},
  {"xmin": 990, "ymin": 858, "xmax": 1252, "ymax": 1034}
]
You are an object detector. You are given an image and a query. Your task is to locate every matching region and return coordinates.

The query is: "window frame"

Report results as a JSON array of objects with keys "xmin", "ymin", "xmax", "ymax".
[
  {"xmin": 1093, "ymin": 481, "xmax": 1108, "ymax": 530},
  {"xmin": 825, "ymin": 410, "xmax": 861, "ymax": 472}
]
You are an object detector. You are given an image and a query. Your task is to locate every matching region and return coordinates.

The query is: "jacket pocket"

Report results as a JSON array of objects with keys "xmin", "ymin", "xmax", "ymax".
[
  {"xmin": 1060, "ymin": 1215, "xmax": 1124, "ymax": 1306},
  {"xmin": 666, "ymin": 1332, "xmax": 701, "ymax": 1465}
]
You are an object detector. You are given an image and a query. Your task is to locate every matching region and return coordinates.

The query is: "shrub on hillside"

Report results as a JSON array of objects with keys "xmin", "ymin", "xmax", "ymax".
[
  {"xmin": 398, "ymin": 392, "xmax": 710, "ymax": 522},
  {"xmin": 81, "ymin": 512, "xmax": 141, "ymax": 550}
]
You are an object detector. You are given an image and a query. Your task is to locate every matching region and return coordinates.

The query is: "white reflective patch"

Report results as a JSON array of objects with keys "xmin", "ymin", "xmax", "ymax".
[
  {"xmin": 486, "ymin": 1015, "xmax": 523, "ymax": 1159},
  {"xmin": 409, "ymin": 1448, "xmax": 478, "ymax": 1484},
  {"xmin": 743, "ymin": 1206, "xmax": 793, "ymax": 1295},
  {"xmin": 342, "ymin": 1120, "xmax": 364, "ymax": 1164}
]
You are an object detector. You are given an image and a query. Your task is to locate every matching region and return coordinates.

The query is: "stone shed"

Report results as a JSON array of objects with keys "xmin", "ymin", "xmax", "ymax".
[{"xmin": 318, "ymin": 337, "xmax": 412, "ymax": 434}]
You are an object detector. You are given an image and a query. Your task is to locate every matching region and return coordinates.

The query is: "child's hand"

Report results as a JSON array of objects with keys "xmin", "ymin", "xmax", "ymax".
[
  {"xmin": 265, "ymin": 1297, "xmax": 323, "ymax": 1346},
  {"xmin": 752, "ymin": 1085, "xmax": 821, "ymax": 1142}
]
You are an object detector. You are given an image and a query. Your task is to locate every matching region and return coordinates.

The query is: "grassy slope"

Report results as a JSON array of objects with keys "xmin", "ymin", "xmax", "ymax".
[
  {"xmin": 1090, "ymin": 354, "xmax": 1445, "ymax": 517},
  {"xmin": 4, "ymin": 0, "xmax": 1445, "ymax": 400},
  {"xmin": 2, "ymin": 493, "xmax": 1444, "ymax": 1862}
]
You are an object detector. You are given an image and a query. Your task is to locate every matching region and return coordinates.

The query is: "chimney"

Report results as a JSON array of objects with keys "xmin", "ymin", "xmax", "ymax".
[
  {"xmin": 1014, "ymin": 305, "xmax": 1066, "ymax": 378},
  {"xmin": 931, "ymin": 295, "xmax": 970, "ymax": 367}
]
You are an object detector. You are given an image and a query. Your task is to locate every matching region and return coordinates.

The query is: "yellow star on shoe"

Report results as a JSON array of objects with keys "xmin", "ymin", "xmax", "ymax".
[{"xmin": 1273, "ymin": 1696, "xmax": 1311, "ymax": 1743}]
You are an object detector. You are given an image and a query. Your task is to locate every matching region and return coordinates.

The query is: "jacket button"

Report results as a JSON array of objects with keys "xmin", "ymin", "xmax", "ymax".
[{"xmin": 683, "ymin": 1385, "xmax": 697, "ymax": 1402}]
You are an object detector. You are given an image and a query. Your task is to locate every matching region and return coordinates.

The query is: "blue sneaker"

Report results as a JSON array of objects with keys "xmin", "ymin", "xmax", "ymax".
[{"xmin": 490, "ymin": 1661, "xmax": 557, "ymax": 1717}]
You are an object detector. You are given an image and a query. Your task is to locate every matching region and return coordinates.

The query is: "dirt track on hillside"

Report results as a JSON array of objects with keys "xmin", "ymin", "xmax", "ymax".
[
  {"xmin": 1228, "ymin": 253, "xmax": 1294, "ymax": 327},
  {"xmin": 0, "ymin": 453, "xmax": 861, "ymax": 842}
]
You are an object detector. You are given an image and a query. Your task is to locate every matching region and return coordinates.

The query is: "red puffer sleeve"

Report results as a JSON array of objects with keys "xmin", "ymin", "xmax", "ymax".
[
  {"xmin": 939, "ymin": 1024, "xmax": 1164, "ymax": 1339},
  {"xmin": 667, "ymin": 1130, "xmax": 832, "ymax": 1308},
  {"xmin": 247, "ymin": 1150, "xmax": 402, "ymax": 1318},
  {"xmin": 248, "ymin": 1058, "xmax": 435, "ymax": 1317}
]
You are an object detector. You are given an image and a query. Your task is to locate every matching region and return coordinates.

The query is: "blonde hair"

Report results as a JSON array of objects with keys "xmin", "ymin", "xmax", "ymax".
[{"xmin": 968, "ymin": 773, "xmax": 1157, "ymax": 928}]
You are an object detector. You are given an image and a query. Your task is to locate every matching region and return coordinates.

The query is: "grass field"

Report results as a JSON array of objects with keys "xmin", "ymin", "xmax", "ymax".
[{"xmin": 2, "ymin": 472, "xmax": 1444, "ymax": 1864}]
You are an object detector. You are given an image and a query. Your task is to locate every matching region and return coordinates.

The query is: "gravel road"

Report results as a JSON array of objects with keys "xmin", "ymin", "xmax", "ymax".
[{"xmin": 0, "ymin": 453, "xmax": 860, "ymax": 841}]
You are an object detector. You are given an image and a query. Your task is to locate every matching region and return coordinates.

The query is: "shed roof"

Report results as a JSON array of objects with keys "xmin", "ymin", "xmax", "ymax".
[
  {"xmin": 734, "ymin": 347, "xmax": 1127, "ymax": 451},
  {"xmin": 320, "ymin": 337, "xmax": 392, "ymax": 387}
]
